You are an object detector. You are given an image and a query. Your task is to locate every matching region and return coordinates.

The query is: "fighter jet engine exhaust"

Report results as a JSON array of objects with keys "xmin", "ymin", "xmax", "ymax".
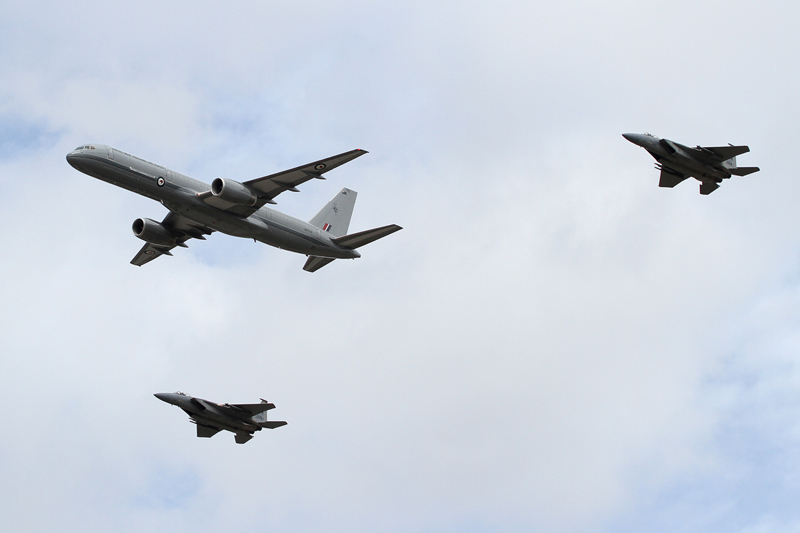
[{"xmin": 211, "ymin": 178, "xmax": 258, "ymax": 206}]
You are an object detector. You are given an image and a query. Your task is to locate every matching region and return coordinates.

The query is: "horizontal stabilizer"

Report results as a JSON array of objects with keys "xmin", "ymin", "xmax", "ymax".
[
  {"xmin": 260, "ymin": 421, "xmax": 288, "ymax": 429},
  {"xmin": 729, "ymin": 166, "xmax": 760, "ymax": 176},
  {"xmin": 303, "ymin": 256, "xmax": 336, "ymax": 272},
  {"xmin": 658, "ymin": 167, "xmax": 689, "ymax": 188},
  {"xmin": 196, "ymin": 424, "xmax": 222, "ymax": 438},
  {"xmin": 700, "ymin": 181, "xmax": 720, "ymax": 195},
  {"xmin": 332, "ymin": 224, "xmax": 403, "ymax": 250},
  {"xmin": 235, "ymin": 432, "xmax": 254, "ymax": 444}
]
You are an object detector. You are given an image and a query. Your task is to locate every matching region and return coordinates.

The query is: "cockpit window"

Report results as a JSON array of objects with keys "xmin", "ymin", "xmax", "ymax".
[{"xmin": 73, "ymin": 145, "xmax": 96, "ymax": 151}]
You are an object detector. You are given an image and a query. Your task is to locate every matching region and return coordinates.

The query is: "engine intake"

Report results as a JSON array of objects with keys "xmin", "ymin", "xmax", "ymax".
[
  {"xmin": 211, "ymin": 178, "xmax": 258, "ymax": 206},
  {"xmin": 132, "ymin": 218, "xmax": 176, "ymax": 247}
]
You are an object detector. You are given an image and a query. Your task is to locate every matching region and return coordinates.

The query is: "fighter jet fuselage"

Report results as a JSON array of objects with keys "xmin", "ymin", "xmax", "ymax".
[
  {"xmin": 66, "ymin": 144, "xmax": 401, "ymax": 270},
  {"xmin": 623, "ymin": 133, "xmax": 760, "ymax": 195},
  {"xmin": 155, "ymin": 392, "xmax": 286, "ymax": 444}
]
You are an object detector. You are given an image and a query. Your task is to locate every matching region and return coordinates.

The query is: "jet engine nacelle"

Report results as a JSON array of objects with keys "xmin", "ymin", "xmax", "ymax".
[
  {"xmin": 211, "ymin": 178, "xmax": 258, "ymax": 206},
  {"xmin": 132, "ymin": 218, "xmax": 176, "ymax": 246}
]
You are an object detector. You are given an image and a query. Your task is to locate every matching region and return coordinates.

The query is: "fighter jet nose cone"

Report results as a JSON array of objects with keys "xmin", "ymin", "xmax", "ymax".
[
  {"xmin": 154, "ymin": 393, "xmax": 169, "ymax": 402},
  {"xmin": 622, "ymin": 133, "xmax": 635, "ymax": 142}
]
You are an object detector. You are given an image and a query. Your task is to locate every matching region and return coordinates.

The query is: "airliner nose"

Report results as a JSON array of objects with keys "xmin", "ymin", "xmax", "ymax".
[{"xmin": 66, "ymin": 147, "xmax": 85, "ymax": 171}]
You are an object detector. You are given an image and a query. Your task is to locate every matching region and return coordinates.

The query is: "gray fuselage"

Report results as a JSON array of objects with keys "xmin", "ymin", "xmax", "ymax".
[
  {"xmin": 622, "ymin": 133, "xmax": 733, "ymax": 181},
  {"xmin": 155, "ymin": 392, "xmax": 261, "ymax": 434},
  {"xmin": 66, "ymin": 145, "xmax": 360, "ymax": 259}
]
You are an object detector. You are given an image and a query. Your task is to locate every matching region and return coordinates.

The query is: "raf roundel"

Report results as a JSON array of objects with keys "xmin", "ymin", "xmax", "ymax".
[
  {"xmin": 314, "ymin": 163, "xmax": 326, "ymax": 170},
  {"xmin": 157, "ymin": 177, "xmax": 165, "ymax": 187}
]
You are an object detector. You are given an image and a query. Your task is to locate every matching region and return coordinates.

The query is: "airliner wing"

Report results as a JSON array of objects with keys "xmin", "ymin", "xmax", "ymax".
[
  {"xmin": 130, "ymin": 212, "xmax": 214, "ymax": 266},
  {"xmin": 244, "ymin": 149, "xmax": 368, "ymax": 205},
  {"xmin": 198, "ymin": 149, "xmax": 368, "ymax": 217}
]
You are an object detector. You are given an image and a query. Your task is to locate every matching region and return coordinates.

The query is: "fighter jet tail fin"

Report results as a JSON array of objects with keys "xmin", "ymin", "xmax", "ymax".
[
  {"xmin": 235, "ymin": 432, "xmax": 254, "ymax": 444},
  {"xmin": 728, "ymin": 166, "xmax": 760, "ymax": 177},
  {"xmin": 309, "ymin": 188, "xmax": 357, "ymax": 238},
  {"xmin": 700, "ymin": 181, "xmax": 720, "ymax": 195}
]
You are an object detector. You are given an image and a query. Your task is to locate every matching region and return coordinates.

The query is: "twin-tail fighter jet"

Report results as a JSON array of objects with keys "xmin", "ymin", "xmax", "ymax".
[
  {"xmin": 155, "ymin": 392, "xmax": 286, "ymax": 444},
  {"xmin": 67, "ymin": 145, "xmax": 401, "ymax": 271},
  {"xmin": 623, "ymin": 133, "xmax": 760, "ymax": 195}
]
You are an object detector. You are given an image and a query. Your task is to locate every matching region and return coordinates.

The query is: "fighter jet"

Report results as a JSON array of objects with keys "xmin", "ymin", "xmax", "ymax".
[
  {"xmin": 623, "ymin": 133, "xmax": 760, "ymax": 195},
  {"xmin": 67, "ymin": 145, "xmax": 401, "ymax": 271},
  {"xmin": 155, "ymin": 392, "xmax": 287, "ymax": 444}
]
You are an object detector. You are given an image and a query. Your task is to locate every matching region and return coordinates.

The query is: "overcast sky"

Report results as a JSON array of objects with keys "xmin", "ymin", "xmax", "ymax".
[{"xmin": 2, "ymin": 1, "xmax": 800, "ymax": 531}]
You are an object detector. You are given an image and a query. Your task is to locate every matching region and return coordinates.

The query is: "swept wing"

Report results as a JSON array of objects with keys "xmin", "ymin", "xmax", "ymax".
[
  {"xmin": 657, "ymin": 166, "xmax": 690, "ymax": 188},
  {"xmin": 676, "ymin": 143, "xmax": 750, "ymax": 164},
  {"xmin": 201, "ymin": 149, "xmax": 368, "ymax": 217},
  {"xmin": 302, "ymin": 224, "xmax": 403, "ymax": 272},
  {"xmin": 332, "ymin": 224, "xmax": 403, "ymax": 249},
  {"xmin": 701, "ymin": 144, "xmax": 750, "ymax": 161},
  {"xmin": 131, "ymin": 212, "xmax": 214, "ymax": 266},
  {"xmin": 221, "ymin": 401, "xmax": 276, "ymax": 417},
  {"xmin": 195, "ymin": 423, "xmax": 222, "ymax": 438},
  {"xmin": 303, "ymin": 256, "xmax": 336, "ymax": 272}
]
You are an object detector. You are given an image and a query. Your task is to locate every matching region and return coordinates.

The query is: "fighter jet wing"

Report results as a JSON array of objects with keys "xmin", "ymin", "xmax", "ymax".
[
  {"xmin": 222, "ymin": 402, "xmax": 276, "ymax": 417},
  {"xmin": 196, "ymin": 424, "xmax": 222, "ymax": 438},
  {"xmin": 703, "ymin": 145, "xmax": 750, "ymax": 161},
  {"xmin": 130, "ymin": 212, "xmax": 214, "ymax": 266},
  {"xmin": 658, "ymin": 167, "xmax": 690, "ymax": 188}
]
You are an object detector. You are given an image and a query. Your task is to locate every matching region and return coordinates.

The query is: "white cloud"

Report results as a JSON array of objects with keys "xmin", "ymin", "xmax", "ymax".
[{"xmin": 2, "ymin": 0, "xmax": 800, "ymax": 531}]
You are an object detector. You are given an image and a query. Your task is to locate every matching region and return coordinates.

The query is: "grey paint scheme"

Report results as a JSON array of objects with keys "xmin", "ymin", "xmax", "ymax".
[
  {"xmin": 66, "ymin": 144, "xmax": 401, "ymax": 270},
  {"xmin": 622, "ymin": 133, "xmax": 760, "ymax": 195},
  {"xmin": 154, "ymin": 392, "xmax": 287, "ymax": 444}
]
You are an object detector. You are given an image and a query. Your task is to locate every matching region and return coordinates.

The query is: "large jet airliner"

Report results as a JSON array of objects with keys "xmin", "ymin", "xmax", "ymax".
[{"xmin": 67, "ymin": 145, "xmax": 401, "ymax": 271}]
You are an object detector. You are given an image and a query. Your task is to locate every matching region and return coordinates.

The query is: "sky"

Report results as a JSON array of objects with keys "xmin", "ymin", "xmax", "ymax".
[{"xmin": 2, "ymin": 0, "xmax": 800, "ymax": 531}]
